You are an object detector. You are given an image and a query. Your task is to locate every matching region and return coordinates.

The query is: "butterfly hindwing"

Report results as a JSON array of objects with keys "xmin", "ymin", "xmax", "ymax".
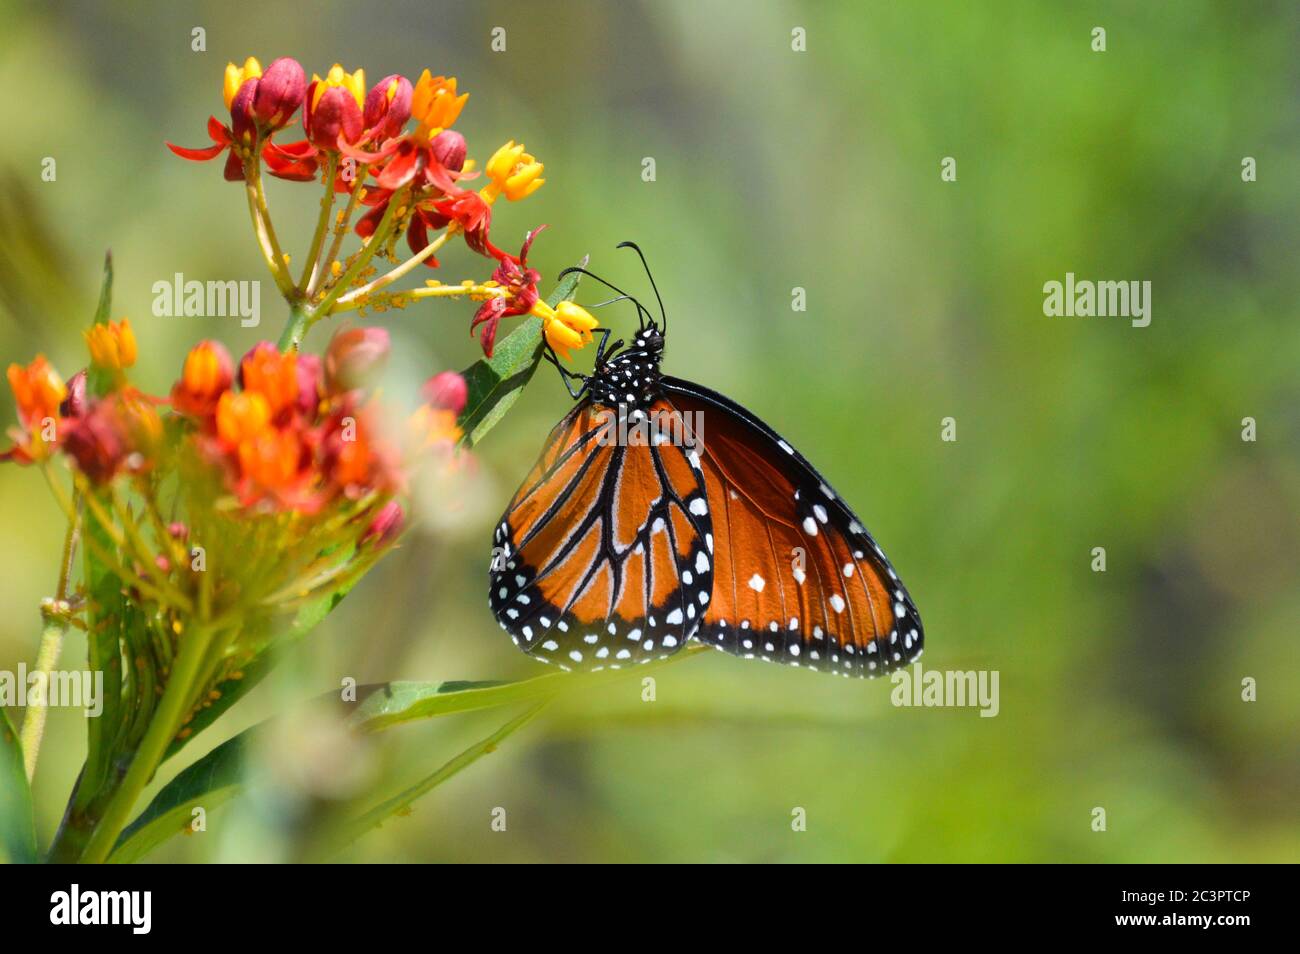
[
  {"xmin": 662, "ymin": 377, "xmax": 923, "ymax": 678},
  {"xmin": 490, "ymin": 400, "xmax": 713, "ymax": 670}
]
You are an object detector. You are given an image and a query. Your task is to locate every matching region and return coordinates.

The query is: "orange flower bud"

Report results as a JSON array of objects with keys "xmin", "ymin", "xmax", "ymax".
[
  {"xmin": 239, "ymin": 343, "xmax": 299, "ymax": 417},
  {"xmin": 172, "ymin": 340, "xmax": 234, "ymax": 417},
  {"xmin": 216, "ymin": 390, "xmax": 272, "ymax": 445},
  {"xmin": 84, "ymin": 319, "xmax": 137, "ymax": 372},
  {"xmin": 324, "ymin": 327, "xmax": 390, "ymax": 394}
]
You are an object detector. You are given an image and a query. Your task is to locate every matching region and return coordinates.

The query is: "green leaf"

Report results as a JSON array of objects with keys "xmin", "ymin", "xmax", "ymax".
[
  {"xmin": 456, "ymin": 261, "xmax": 585, "ymax": 447},
  {"xmin": 108, "ymin": 731, "xmax": 248, "ymax": 864},
  {"xmin": 349, "ymin": 646, "xmax": 707, "ymax": 733},
  {"xmin": 315, "ymin": 701, "xmax": 548, "ymax": 859},
  {"xmin": 111, "ymin": 648, "xmax": 707, "ymax": 861},
  {"xmin": 86, "ymin": 252, "xmax": 117, "ymax": 396},
  {"xmin": 92, "ymin": 250, "xmax": 113, "ymax": 325},
  {"xmin": 0, "ymin": 707, "xmax": 37, "ymax": 864}
]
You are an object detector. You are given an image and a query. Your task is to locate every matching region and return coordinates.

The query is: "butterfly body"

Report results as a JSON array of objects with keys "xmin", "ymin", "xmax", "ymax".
[{"xmin": 489, "ymin": 255, "xmax": 922, "ymax": 678}]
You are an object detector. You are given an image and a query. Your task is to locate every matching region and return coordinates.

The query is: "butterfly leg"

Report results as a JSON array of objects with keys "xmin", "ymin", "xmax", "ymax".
[{"xmin": 542, "ymin": 346, "xmax": 590, "ymax": 400}]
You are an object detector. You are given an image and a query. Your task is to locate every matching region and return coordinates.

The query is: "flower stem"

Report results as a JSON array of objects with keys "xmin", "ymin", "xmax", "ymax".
[
  {"xmin": 242, "ymin": 149, "xmax": 296, "ymax": 299},
  {"xmin": 75, "ymin": 617, "xmax": 218, "ymax": 863},
  {"xmin": 331, "ymin": 224, "xmax": 459, "ymax": 311},
  {"xmin": 310, "ymin": 187, "xmax": 407, "ymax": 321},
  {"xmin": 311, "ymin": 164, "xmax": 369, "ymax": 298},
  {"xmin": 277, "ymin": 301, "xmax": 313, "ymax": 351},
  {"xmin": 20, "ymin": 512, "xmax": 79, "ymax": 780},
  {"xmin": 298, "ymin": 154, "xmax": 339, "ymax": 293}
]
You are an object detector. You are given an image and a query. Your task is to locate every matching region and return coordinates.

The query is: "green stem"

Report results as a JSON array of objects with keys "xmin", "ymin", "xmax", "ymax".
[
  {"xmin": 74, "ymin": 620, "xmax": 218, "ymax": 864},
  {"xmin": 311, "ymin": 187, "xmax": 407, "ymax": 320},
  {"xmin": 298, "ymin": 154, "xmax": 339, "ymax": 292},
  {"xmin": 20, "ymin": 510, "xmax": 79, "ymax": 780},
  {"xmin": 312, "ymin": 164, "xmax": 369, "ymax": 298},
  {"xmin": 277, "ymin": 301, "xmax": 313, "ymax": 352}
]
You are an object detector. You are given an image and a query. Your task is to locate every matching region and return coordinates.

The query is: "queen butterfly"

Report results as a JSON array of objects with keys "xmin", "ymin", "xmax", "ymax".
[{"xmin": 488, "ymin": 244, "xmax": 922, "ymax": 678}]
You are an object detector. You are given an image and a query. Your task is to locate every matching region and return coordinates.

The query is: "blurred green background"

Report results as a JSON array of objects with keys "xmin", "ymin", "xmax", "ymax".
[{"xmin": 2, "ymin": 0, "xmax": 1297, "ymax": 862}]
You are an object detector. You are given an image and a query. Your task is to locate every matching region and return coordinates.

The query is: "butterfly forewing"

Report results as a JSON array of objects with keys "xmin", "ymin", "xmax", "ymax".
[
  {"xmin": 490, "ymin": 400, "xmax": 713, "ymax": 670},
  {"xmin": 662, "ymin": 377, "xmax": 923, "ymax": 678}
]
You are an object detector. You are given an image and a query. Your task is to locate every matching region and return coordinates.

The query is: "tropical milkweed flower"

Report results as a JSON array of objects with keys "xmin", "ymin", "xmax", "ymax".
[
  {"xmin": 84, "ymin": 318, "xmax": 137, "ymax": 371},
  {"xmin": 535, "ymin": 300, "xmax": 599, "ymax": 361},
  {"xmin": 171, "ymin": 340, "xmax": 234, "ymax": 418},
  {"xmin": 168, "ymin": 56, "xmax": 308, "ymax": 181},
  {"xmin": 484, "ymin": 141, "xmax": 545, "ymax": 202},
  {"xmin": 2, "ymin": 356, "xmax": 66, "ymax": 463},
  {"xmin": 305, "ymin": 64, "xmax": 367, "ymax": 149}
]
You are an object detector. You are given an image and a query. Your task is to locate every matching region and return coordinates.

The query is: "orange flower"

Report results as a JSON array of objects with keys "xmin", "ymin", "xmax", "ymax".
[
  {"xmin": 216, "ymin": 391, "xmax": 271, "ymax": 445},
  {"xmin": 239, "ymin": 343, "xmax": 299, "ymax": 417},
  {"xmin": 84, "ymin": 319, "xmax": 137, "ymax": 372},
  {"xmin": 410, "ymin": 71, "xmax": 467, "ymax": 140},
  {"xmin": 171, "ymin": 340, "xmax": 234, "ymax": 417},
  {"xmin": 2, "ymin": 355, "xmax": 66, "ymax": 463}
]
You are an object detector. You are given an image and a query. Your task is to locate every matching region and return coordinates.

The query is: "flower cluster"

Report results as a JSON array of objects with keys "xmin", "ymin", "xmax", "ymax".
[
  {"xmin": 3, "ymin": 311, "xmax": 465, "ymax": 775},
  {"xmin": 6, "ymin": 322, "xmax": 462, "ymax": 510},
  {"xmin": 167, "ymin": 56, "xmax": 594, "ymax": 359}
]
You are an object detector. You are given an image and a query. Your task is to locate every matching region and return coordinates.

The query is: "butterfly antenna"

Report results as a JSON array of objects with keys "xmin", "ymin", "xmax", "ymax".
[
  {"xmin": 616, "ymin": 241, "xmax": 666, "ymax": 333},
  {"xmin": 557, "ymin": 266, "xmax": 655, "ymax": 330}
]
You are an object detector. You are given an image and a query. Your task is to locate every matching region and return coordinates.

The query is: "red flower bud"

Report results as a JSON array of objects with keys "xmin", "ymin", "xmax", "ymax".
[
  {"xmin": 422, "ymin": 370, "xmax": 467, "ymax": 416},
  {"xmin": 307, "ymin": 84, "xmax": 364, "ymax": 149},
  {"xmin": 252, "ymin": 57, "xmax": 306, "ymax": 131},
  {"xmin": 361, "ymin": 500, "xmax": 404, "ymax": 548},
  {"xmin": 363, "ymin": 74, "xmax": 413, "ymax": 142},
  {"xmin": 430, "ymin": 129, "xmax": 467, "ymax": 172},
  {"xmin": 59, "ymin": 370, "xmax": 88, "ymax": 420},
  {"xmin": 325, "ymin": 327, "xmax": 390, "ymax": 394},
  {"xmin": 295, "ymin": 352, "xmax": 323, "ymax": 418},
  {"xmin": 171, "ymin": 340, "xmax": 234, "ymax": 417},
  {"xmin": 230, "ymin": 79, "xmax": 259, "ymax": 144}
]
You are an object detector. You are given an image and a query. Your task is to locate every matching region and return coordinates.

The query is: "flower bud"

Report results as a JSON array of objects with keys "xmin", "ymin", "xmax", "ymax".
[
  {"xmin": 171, "ymin": 340, "xmax": 233, "ymax": 417},
  {"xmin": 216, "ymin": 390, "xmax": 272, "ymax": 446},
  {"xmin": 84, "ymin": 319, "xmax": 137, "ymax": 372},
  {"xmin": 239, "ymin": 342, "xmax": 298, "ymax": 416},
  {"xmin": 363, "ymin": 74, "xmax": 413, "ymax": 141},
  {"xmin": 361, "ymin": 500, "xmax": 405, "ymax": 548},
  {"xmin": 224, "ymin": 57, "xmax": 263, "ymax": 111},
  {"xmin": 325, "ymin": 327, "xmax": 390, "ymax": 394},
  {"xmin": 59, "ymin": 369, "xmax": 87, "ymax": 419},
  {"xmin": 421, "ymin": 370, "xmax": 467, "ymax": 416},
  {"xmin": 306, "ymin": 65, "xmax": 366, "ymax": 149},
  {"xmin": 252, "ymin": 57, "xmax": 306, "ymax": 131},
  {"xmin": 295, "ymin": 352, "xmax": 323, "ymax": 418},
  {"xmin": 430, "ymin": 129, "xmax": 466, "ymax": 172}
]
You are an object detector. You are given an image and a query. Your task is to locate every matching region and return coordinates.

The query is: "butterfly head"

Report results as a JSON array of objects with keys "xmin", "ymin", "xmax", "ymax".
[{"xmin": 588, "ymin": 326, "xmax": 664, "ymax": 410}]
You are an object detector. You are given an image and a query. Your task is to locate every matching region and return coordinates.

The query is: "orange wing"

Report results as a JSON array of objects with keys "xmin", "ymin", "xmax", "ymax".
[
  {"xmin": 662, "ymin": 378, "xmax": 923, "ymax": 678},
  {"xmin": 489, "ymin": 400, "xmax": 713, "ymax": 670}
]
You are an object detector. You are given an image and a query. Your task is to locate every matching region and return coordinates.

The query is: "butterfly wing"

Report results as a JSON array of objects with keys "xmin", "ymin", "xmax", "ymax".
[
  {"xmin": 661, "ymin": 376, "xmax": 923, "ymax": 677},
  {"xmin": 489, "ymin": 399, "xmax": 713, "ymax": 670}
]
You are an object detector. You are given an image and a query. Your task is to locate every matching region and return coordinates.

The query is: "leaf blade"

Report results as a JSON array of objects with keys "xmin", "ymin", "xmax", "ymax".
[
  {"xmin": 108, "ymin": 731, "xmax": 249, "ymax": 864},
  {"xmin": 456, "ymin": 261, "xmax": 585, "ymax": 447},
  {"xmin": 0, "ymin": 707, "xmax": 38, "ymax": 864}
]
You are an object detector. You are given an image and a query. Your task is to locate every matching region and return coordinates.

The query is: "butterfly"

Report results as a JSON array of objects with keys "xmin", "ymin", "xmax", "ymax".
[{"xmin": 488, "ymin": 243, "xmax": 922, "ymax": 678}]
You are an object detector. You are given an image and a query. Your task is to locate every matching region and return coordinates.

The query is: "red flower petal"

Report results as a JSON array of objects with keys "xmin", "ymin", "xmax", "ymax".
[{"xmin": 166, "ymin": 141, "xmax": 227, "ymax": 161}]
